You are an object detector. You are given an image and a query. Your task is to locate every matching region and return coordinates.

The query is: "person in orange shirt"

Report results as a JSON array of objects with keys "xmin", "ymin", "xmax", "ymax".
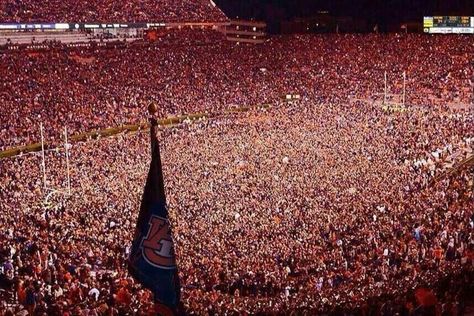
[
  {"xmin": 433, "ymin": 245, "xmax": 443, "ymax": 266},
  {"xmin": 119, "ymin": 278, "xmax": 129, "ymax": 288},
  {"xmin": 63, "ymin": 271, "xmax": 73, "ymax": 283},
  {"xmin": 115, "ymin": 286, "xmax": 132, "ymax": 306},
  {"xmin": 17, "ymin": 280, "xmax": 26, "ymax": 305}
]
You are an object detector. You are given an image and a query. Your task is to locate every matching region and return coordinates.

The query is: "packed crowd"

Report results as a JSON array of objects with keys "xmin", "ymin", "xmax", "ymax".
[
  {"xmin": 0, "ymin": 98, "xmax": 473, "ymax": 314},
  {"xmin": 0, "ymin": 31, "xmax": 473, "ymax": 150},
  {"xmin": 0, "ymin": 0, "xmax": 227, "ymax": 23},
  {"xmin": 1, "ymin": 25, "xmax": 474, "ymax": 315}
]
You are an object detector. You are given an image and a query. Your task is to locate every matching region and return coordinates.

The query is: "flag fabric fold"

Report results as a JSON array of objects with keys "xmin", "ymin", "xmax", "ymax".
[{"xmin": 128, "ymin": 118, "xmax": 180, "ymax": 313}]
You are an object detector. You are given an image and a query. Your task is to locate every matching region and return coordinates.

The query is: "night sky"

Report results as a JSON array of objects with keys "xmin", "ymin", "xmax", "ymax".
[{"xmin": 215, "ymin": 0, "xmax": 474, "ymax": 25}]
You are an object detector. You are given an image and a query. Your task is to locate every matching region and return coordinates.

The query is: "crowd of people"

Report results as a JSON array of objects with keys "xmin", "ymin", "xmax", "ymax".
[
  {"xmin": 0, "ymin": 0, "xmax": 227, "ymax": 23},
  {"xmin": 0, "ymin": 24, "xmax": 473, "ymax": 315},
  {"xmin": 0, "ymin": 31, "xmax": 472, "ymax": 151},
  {"xmin": 0, "ymin": 98, "xmax": 473, "ymax": 314}
]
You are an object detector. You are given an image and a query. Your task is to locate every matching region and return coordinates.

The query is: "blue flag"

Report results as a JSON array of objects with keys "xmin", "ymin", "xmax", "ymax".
[{"xmin": 128, "ymin": 118, "xmax": 180, "ymax": 314}]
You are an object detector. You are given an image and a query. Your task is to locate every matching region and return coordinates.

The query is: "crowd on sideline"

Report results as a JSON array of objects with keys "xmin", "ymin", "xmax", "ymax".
[
  {"xmin": 0, "ymin": 32, "xmax": 472, "ymax": 151},
  {"xmin": 0, "ymin": 99, "xmax": 473, "ymax": 314},
  {"xmin": 0, "ymin": 0, "xmax": 227, "ymax": 23}
]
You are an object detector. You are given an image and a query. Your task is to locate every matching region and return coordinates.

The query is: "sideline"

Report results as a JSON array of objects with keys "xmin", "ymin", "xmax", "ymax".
[{"xmin": 0, "ymin": 104, "xmax": 272, "ymax": 160}]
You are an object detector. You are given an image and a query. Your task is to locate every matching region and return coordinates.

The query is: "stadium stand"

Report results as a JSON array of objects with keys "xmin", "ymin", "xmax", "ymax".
[
  {"xmin": 0, "ymin": 6, "xmax": 473, "ymax": 314},
  {"xmin": 0, "ymin": 0, "xmax": 227, "ymax": 23},
  {"xmin": 0, "ymin": 32, "xmax": 472, "ymax": 151}
]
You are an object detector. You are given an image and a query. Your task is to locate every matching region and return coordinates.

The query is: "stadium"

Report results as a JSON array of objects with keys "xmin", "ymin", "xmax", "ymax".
[{"xmin": 0, "ymin": 0, "xmax": 473, "ymax": 315}]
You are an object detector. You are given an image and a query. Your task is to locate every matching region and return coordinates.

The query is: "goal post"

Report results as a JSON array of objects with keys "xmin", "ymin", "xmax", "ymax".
[{"xmin": 38, "ymin": 123, "xmax": 73, "ymax": 199}]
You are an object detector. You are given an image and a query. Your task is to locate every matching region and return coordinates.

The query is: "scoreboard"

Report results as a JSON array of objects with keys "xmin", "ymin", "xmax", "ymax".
[{"xmin": 424, "ymin": 16, "xmax": 474, "ymax": 34}]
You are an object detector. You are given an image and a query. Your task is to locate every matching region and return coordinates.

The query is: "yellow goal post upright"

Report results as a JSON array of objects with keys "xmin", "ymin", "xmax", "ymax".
[
  {"xmin": 38, "ymin": 123, "xmax": 72, "ymax": 200},
  {"xmin": 378, "ymin": 71, "xmax": 408, "ymax": 112}
]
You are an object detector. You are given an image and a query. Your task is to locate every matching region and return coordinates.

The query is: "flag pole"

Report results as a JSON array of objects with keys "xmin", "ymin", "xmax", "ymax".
[
  {"xmin": 128, "ymin": 103, "xmax": 181, "ymax": 315},
  {"xmin": 40, "ymin": 123, "xmax": 47, "ymax": 192},
  {"xmin": 64, "ymin": 126, "xmax": 71, "ymax": 196}
]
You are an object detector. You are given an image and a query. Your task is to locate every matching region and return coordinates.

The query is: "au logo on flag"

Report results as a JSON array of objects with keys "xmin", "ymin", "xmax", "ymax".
[{"xmin": 141, "ymin": 215, "xmax": 177, "ymax": 269}]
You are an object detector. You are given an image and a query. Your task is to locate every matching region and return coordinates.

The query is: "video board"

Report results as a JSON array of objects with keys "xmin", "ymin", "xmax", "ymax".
[{"xmin": 424, "ymin": 16, "xmax": 474, "ymax": 34}]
